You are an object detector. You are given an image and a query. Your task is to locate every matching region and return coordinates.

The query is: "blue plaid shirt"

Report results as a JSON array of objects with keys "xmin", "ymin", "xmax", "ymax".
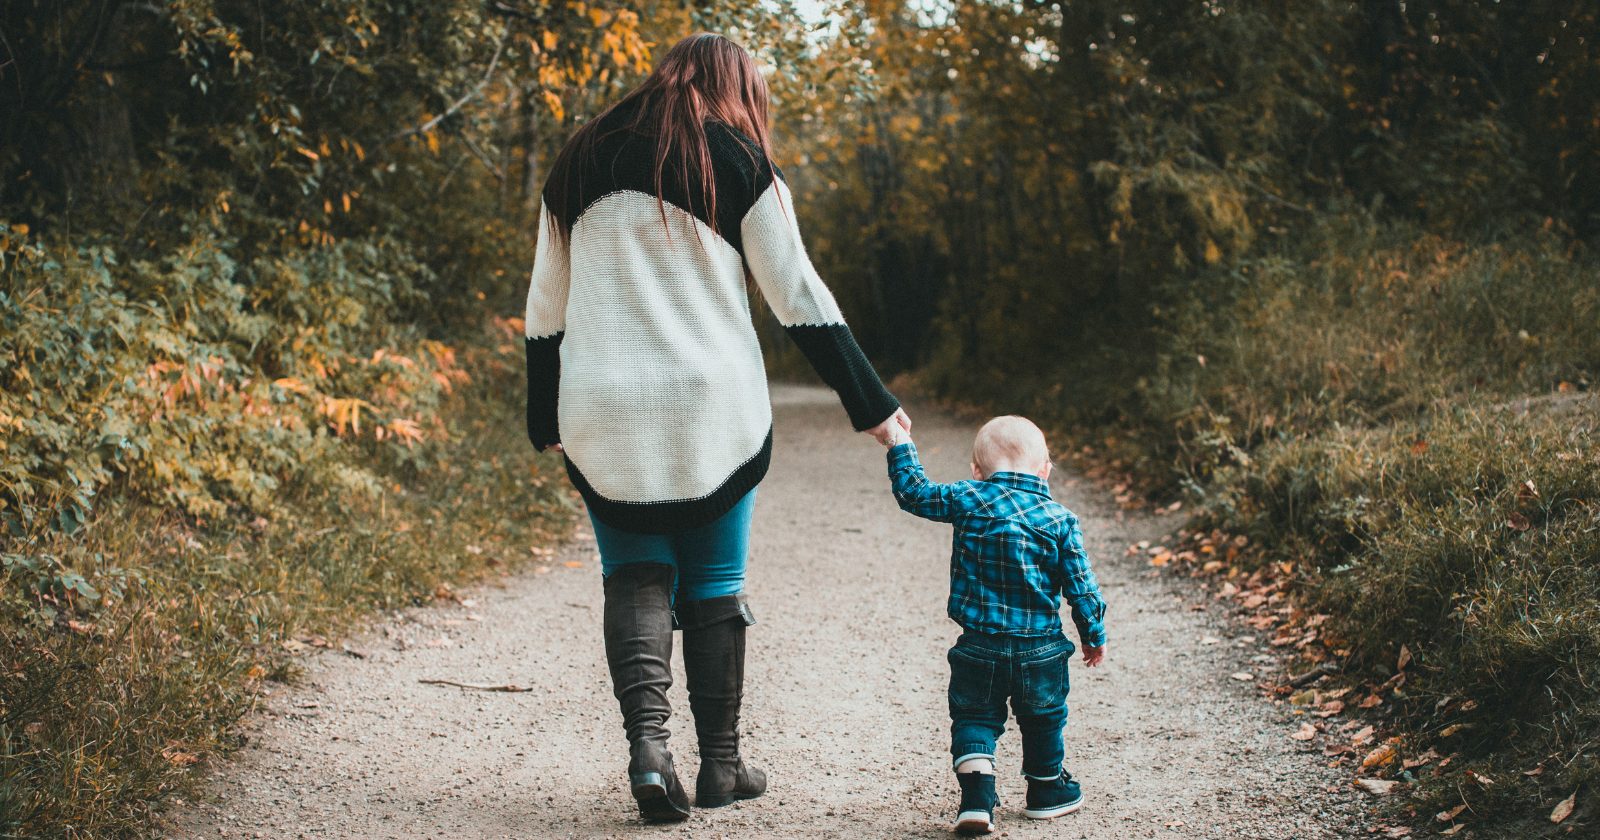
[{"xmin": 888, "ymin": 442, "xmax": 1107, "ymax": 644}]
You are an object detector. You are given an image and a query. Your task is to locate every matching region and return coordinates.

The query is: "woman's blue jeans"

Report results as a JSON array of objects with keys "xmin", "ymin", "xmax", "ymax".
[{"xmin": 589, "ymin": 489, "xmax": 757, "ymax": 603}]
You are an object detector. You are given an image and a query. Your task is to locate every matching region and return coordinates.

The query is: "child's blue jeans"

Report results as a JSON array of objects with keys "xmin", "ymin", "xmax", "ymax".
[
  {"xmin": 589, "ymin": 489, "xmax": 757, "ymax": 603},
  {"xmin": 947, "ymin": 629, "xmax": 1074, "ymax": 779}
]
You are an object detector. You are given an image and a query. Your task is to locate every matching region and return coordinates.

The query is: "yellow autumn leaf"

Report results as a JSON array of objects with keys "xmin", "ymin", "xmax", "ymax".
[{"xmin": 1360, "ymin": 742, "xmax": 1397, "ymax": 770}]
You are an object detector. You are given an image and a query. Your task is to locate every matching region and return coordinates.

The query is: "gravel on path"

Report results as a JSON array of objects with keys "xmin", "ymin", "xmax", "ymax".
[{"xmin": 163, "ymin": 385, "xmax": 1370, "ymax": 839}]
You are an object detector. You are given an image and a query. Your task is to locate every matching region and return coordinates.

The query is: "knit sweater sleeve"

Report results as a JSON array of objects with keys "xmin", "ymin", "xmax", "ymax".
[
  {"xmin": 740, "ymin": 175, "xmax": 899, "ymax": 431},
  {"xmin": 523, "ymin": 200, "xmax": 569, "ymax": 451}
]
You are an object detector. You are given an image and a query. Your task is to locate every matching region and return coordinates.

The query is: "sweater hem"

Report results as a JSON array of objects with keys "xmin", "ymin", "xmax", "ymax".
[{"xmin": 566, "ymin": 428, "xmax": 772, "ymax": 535}]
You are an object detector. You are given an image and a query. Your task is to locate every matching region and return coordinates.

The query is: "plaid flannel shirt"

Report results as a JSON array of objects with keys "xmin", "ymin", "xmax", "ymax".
[{"xmin": 888, "ymin": 442, "xmax": 1107, "ymax": 644}]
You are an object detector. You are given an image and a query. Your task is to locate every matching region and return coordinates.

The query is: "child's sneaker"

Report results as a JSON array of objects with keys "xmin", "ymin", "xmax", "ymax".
[
  {"xmin": 953, "ymin": 772, "xmax": 998, "ymax": 834},
  {"xmin": 1021, "ymin": 771, "xmax": 1084, "ymax": 819}
]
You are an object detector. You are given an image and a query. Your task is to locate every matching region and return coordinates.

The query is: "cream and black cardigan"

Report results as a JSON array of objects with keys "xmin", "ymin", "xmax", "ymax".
[{"xmin": 524, "ymin": 109, "xmax": 898, "ymax": 533}]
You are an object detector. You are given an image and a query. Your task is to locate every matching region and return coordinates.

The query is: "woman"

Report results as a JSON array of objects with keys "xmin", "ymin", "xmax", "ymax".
[{"xmin": 523, "ymin": 33, "xmax": 910, "ymax": 822}]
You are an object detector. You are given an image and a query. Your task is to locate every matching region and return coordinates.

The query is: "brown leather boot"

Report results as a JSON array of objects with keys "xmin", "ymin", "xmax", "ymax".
[
  {"xmin": 677, "ymin": 593, "xmax": 767, "ymax": 808},
  {"xmin": 602, "ymin": 564, "xmax": 690, "ymax": 822}
]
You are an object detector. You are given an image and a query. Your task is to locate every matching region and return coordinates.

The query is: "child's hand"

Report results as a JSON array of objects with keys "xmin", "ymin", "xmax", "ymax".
[
  {"xmin": 1083, "ymin": 645, "xmax": 1105, "ymax": 667},
  {"xmin": 866, "ymin": 407, "xmax": 913, "ymax": 446}
]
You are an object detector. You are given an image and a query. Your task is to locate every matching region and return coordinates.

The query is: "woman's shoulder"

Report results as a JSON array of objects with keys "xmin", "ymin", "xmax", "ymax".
[{"xmin": 705, "ymin": 121, "xmax": 782, "ymax": 188}]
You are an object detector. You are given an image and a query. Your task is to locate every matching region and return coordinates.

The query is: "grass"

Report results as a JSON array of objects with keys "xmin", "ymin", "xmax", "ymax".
[
  {"xmin": 0, "ymin": 371, "xmax": 576, "ymax": 839},
  {"xmin": 921, "ymin": 212, "xmax": 1600, "ymax": 836}
]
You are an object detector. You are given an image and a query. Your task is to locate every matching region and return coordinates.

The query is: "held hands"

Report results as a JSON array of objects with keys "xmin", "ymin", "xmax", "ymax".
[
  {"xmin": 1083, "ymin": 645, "xmax": 1106, "ymax": 668},
  {"xmin": 866, "ymin": 407, "xmax": 913, "ymax": 446}
]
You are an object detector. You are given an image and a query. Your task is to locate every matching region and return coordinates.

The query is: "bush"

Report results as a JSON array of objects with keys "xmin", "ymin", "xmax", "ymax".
[{"xmin": 0, "ymin": 338, "xmax": 576, "ymax": 838}]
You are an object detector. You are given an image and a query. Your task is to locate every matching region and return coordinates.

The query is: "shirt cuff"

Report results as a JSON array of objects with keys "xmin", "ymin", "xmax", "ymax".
[{"xmin": 887, "ymin": 441, "xmax": 919, "ymax": 471}]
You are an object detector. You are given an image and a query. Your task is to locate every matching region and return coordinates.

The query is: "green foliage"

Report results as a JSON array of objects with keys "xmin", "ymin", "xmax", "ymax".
[
  {"xmin": 0, "ymin": 383, "xmax": 577, "ymax": 838},
  {"xmin": 0, "ymin": 222, "xmax": 461, "ymax": 534}
]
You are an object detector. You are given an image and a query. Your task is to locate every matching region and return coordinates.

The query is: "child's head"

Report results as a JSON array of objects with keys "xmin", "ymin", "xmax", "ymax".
[{"xmin": 970, "ymin": 415, "xmax": 1051, "ymax": 480}]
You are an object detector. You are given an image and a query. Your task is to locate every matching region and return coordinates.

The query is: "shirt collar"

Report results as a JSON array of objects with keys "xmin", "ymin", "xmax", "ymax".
[{"xmin": 984, "ymin": 471, "xmax": 1052, "ymax": 497}]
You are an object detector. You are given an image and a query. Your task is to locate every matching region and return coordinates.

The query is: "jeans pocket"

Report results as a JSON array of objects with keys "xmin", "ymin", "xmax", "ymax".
[
  {"xmin": 1018, "ymin": 649, "xmax": 1069, "ymax": 713},
  {"xmin": 947, "ymin": 646, "xmax": 996, "ymax": 713}
]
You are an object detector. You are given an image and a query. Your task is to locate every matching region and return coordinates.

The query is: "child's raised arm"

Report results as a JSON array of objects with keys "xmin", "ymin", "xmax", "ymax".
[
  {"xmin": 1056, "ymin": 517, "xmax": 1108, "ymax": 659},
  {"xmin": 887, "ymin": 441, "xmax": 980, "ymax": 523}
]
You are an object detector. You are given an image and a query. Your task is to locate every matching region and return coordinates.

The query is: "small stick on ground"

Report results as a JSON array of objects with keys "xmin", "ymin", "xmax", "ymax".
[{"xmin": 418, "ymin": 679, "xmax": 532, "ymax": 692}]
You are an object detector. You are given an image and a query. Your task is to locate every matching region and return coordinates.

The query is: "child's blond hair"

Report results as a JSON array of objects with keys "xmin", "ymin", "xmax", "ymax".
[{"xmin": 972, "ymin": 415, "xmax": 1049, "ymax": 477}]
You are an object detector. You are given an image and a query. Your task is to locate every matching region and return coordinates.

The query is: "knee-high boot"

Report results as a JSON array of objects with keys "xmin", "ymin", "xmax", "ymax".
[
  {"xmin": 677, "ymin": 593, "xmax": 767, "ymax": 808},
  {"xmin": 602, "ymin": 564, "xmax": 691, "ymax": 821}
]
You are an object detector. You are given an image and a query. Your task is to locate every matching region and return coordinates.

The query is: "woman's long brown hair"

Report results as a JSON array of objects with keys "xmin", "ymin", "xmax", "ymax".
[{"xmin": 542, "ymin": 32, "xmax": 774, "ymax": 241}]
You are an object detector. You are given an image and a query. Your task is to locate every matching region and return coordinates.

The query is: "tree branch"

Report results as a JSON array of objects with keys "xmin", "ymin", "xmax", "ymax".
[{"xmin": 388, "ymin": 34, "xmax": 507, "ymax": 142}]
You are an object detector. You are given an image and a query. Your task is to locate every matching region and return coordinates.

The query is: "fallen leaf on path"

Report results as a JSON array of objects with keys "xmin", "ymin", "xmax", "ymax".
[
  {"xmin": 1436, "ymin": 803, "xmax": 1468, "ymax": 823},
  {"xmin": 281, "ymin": 639, "xmax": 309, "ymax": 654},
  {"xmin": 1150, "ymin": 551, "xmax": 1172, "ymax": 567},
  {"xmin": 1230, "ymin": 671, "xmax": 1255, "ymax": 682},
  {"xmin": 1362, "ymin": 742, "xmax": 1398, "ymax": 770},
  {"xmin": 564, "ymin": 560, "xmax": 584, "ymax": 568},
  {"xmin": 1291, "ymin": 722, "xmax": 1317, "ymax": 741},
  {"xmin": 1354, "ymin": 778, "xmax": 1398, "ymax": 795},
  {"xmin": 1383, "ymin": 827, "xmax": 1412, "ymax": 838},
  {"xmin": 418, "ymin": 679, "xmax": 532, "ymax": 693},
  {"xmin": 1315, "ymin": 700, "xmax": 1345, "ymax": 718},
  {"xmin": 1439, "ymin": 825, "xmax": 1464, "ymax": 836},
  {"xmin": 1551, "ymin": 790, "xmax": 1577, "ymax": 824},
  {"xmin": 1507, "ymin": 512, "xmax": 1531, "ymax": 531},
  {"xmin": 1439, "ymin": 724, "xmax": 1464, "ymax": 737},
  {"xmin": 1350, "ymin": 725, "xmax": 1375, "ymax": 746},
  {"xmin": 1397, "ymin": 644, "xmax": 1412, "ymax": 671},
  {"xmin": 1466, "ymin": 770, "xmax": 1494, "ymax": 787}
]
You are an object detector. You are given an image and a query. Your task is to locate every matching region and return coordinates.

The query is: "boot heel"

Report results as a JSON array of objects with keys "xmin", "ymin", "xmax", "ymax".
[{"xmin": 631, "ymin": 772, "xmax": 691, "ymax": 822}]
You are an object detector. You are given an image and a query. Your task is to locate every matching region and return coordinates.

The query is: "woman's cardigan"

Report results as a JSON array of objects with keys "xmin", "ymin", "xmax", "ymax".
[{"xmin": 523, "ymin": 113, "xmax": 899, "ymax": 534}]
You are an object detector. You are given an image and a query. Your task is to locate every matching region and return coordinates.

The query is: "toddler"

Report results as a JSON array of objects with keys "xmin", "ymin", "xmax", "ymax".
[{"xmin": 885, "ymin": 416, "xmax": 1107, "ymax": 835}]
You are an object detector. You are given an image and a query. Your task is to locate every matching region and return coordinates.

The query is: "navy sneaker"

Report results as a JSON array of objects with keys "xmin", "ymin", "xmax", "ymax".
[
  {"xmin": 954, "ymin": 772, "xmax": 998, "ymax": 834},
  {"xmin": 1021, "ymin": 771, "xmax": 1084, "ymax": 819}
]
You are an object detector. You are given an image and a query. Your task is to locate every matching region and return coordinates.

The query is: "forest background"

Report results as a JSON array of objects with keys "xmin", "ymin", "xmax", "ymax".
[{"xmin": 1, "ymin": 1, "xmax": 1596, "ymax": 837}]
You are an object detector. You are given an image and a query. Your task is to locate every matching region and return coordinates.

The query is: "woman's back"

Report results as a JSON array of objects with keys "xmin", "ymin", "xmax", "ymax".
[{"xmin": 524, "ymin": 67, "xmax": 898, "ymax": 536}]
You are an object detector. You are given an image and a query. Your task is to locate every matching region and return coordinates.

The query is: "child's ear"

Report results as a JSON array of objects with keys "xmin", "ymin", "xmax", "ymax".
[
  {"xmin": 971, "ymin": 461, "xmax": 984, "ymax": 480},
  {"xmin": 1038, "ymin": 459, "xmax": 1053, "ymax": 480}
]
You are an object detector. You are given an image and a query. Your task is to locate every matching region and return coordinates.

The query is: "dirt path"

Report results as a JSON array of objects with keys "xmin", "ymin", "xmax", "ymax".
[{"xmin": 164, "ymin": 385, "xmax": 1369, "ymax": 839}]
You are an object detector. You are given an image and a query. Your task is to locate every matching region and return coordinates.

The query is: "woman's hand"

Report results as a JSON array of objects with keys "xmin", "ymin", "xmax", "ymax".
[{"xmin": 865, "ymin": 408, "xmax": 913, "ymax": 446}]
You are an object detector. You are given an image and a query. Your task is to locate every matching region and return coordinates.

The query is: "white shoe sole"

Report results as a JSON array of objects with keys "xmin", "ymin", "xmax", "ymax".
[
  {"xmin": 954, "ymin": 811, "xmax": 995, "ymax": 834},
  {"xmin": 1021, "ymin": 796, "xmax": 1085, "ymax": 819}
]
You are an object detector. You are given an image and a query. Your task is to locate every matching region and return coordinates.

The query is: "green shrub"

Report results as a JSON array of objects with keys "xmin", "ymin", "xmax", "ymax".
[
  {"xmin": 0, "ymin": 361, "xmax": 576, "ymax": 838},
  {"xmin": 0, "ymin": 221, "xmax": 465, "ymax": 532}
]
